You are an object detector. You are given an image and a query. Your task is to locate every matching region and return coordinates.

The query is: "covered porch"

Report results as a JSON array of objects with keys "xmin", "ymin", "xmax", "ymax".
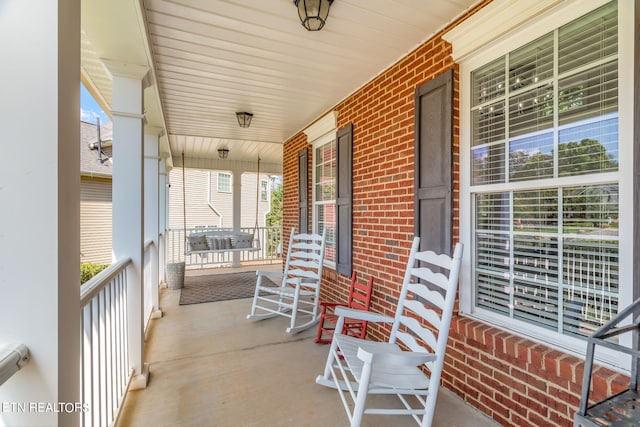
[
  {"xmin": 2, "ymin": 0, "xmax": 637, "ymax": 426},
  {"xmin": 118, "ymin": 266, "xmax": 498, "ymax": 427}
]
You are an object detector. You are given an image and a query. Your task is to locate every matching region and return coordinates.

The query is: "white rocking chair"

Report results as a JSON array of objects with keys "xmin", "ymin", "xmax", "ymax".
[
  {"xmin": 247, "ymin": 228, "xmax": 326, "ymax": 333},
  {"xmin": 315, "ymin": 237, "xmax": 463, "ymax": 427}
]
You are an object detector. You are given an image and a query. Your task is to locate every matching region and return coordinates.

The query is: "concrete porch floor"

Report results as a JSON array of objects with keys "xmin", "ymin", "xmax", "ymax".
[{"xmin": 118, "ymin": 266, "xmax": 500, "ymax": 427}]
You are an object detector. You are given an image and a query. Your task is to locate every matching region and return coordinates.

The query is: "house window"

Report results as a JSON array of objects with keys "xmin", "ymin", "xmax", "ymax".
[
  {"xmin": 217, "ymin": 172, "xmax": 231, "ymax": 193},
  {"xmin": 313, "ymin": 133, "xmax": 337, "ymax": 265},
  {"xmin": 465, "ymin": 1, "xmax": 625, "ymax": 343},
  {"xmin": 260, "ymin": 179, "xmax": 269, "ymax": 202}
]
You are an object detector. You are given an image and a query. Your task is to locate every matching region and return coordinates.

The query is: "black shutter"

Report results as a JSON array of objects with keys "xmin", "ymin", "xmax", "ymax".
[
  {"xmin": 336, "ymin": 124, "xmax": 353, "ymax": 276},
  {"xmin": 298, "ymin": 147, "xmax": 308, "ymax": 234},
  {"xmin": 414, "ymin": 70, "xmax": 453, "ymax": 255}
]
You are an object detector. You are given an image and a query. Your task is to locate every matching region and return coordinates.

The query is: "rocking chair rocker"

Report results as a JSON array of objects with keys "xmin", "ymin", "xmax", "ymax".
[{"xmin": 316, "ymin": 237, "xmax": 463, "ymax": 427}]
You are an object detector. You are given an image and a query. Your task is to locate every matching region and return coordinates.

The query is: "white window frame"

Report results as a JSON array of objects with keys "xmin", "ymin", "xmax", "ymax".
[
  {"xmin": 217, "ymin": 172, "xmax": 232, "ymax": 193},
  {"xmin": 312, "ymin": 131, "xmax": 337, "ymax": 268},
  {"xmin": 260, "ymin": 179, "xmax": 269, "ymax": 202},
  {"xmin": 456, "ymin": 0, "xmax": 634, "ymax": 364}
]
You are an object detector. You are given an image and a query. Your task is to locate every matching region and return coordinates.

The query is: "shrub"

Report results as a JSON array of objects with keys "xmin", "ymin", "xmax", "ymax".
[{"xmin": 81, "ymin": 263, "xmax": 109, "ymax": 284}]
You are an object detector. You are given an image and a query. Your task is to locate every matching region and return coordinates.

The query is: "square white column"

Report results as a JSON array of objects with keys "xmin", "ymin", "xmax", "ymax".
[
  {"xmin": 232, "ymin": 169, "xmax": 243, "ymax": 266},
  {"xmin": 0, "ymin": 1, "xmax": 80, "ymax": 425},
  {"xmin": 145, "ymin": 128, "xmax": 162, "ymax": 319},
  {"xmin": 159, "ymin": 159, "xmax": 168, "ymax": 284},
  {"xmin": 105, "ymin": 61, "xmax": 149, "ymax": 390}
]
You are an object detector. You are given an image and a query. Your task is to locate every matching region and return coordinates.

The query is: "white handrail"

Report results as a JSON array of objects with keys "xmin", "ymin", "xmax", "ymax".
[
  {"xmin": 0, "ymin": 344, "xmax": 30, "ymax": 387},
  {"xmin": 80, "ymin": 257, "xmax": 131, "ymax": 307}
]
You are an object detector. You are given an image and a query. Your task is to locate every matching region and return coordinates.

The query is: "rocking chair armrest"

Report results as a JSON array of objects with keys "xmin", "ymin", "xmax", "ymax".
[
  {"xmin": 357, "ymin": 347, "xmax": 436, "ymax": 367},
  {"xmin": 334, "ymin": 306, "xmax": 394, "ymax": 324}
]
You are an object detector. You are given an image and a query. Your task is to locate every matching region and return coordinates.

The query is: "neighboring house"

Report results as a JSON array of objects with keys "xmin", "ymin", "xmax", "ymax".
[
  {"xmin": 283, "ymin": 2, "xmax": 632, "ymax": 426},
  {"xmin": 80, "ymin": 120, "xmax": 113, "ymax": 265},
  {"xmin": 168, "ymin": 168, "xmax": 273, "ymax": 230}
]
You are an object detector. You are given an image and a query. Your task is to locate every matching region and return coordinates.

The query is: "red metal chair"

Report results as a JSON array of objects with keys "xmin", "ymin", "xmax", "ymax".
[{"xmin": 315, "ymin": 272, "xmax": 374, "ymax": 344}]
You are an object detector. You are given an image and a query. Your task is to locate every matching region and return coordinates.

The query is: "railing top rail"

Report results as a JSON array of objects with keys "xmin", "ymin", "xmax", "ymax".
[
  {"xmin": 80, "ymin": 257, "xmax": 132, "ymax": 307},
  {"xmin": 0, "ymin": 344, "xmax": 30, "ymax": 387}
]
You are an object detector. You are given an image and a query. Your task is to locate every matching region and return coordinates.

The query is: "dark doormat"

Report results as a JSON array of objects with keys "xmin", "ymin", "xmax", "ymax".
[{"xmin": 179, "ymin": 271, "xmax": 278, "ymax": 305}]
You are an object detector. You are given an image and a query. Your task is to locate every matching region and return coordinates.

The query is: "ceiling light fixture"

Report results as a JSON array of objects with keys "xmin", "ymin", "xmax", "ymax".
[
  {"xmin": 218, "ymin": 148, "xmax": 229, "ymax": 159},
  {"xmin": 294, "ymin": 0, "xmax": 334, "ymax": 31},
  {"xmin": 236, "ymin": 112, "xmax": 253, "ymax": 128}
]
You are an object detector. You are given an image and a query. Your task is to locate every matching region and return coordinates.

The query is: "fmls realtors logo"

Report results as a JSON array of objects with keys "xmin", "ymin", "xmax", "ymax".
[{"xmin": 1, "ymin": 402, "xmax": 89, "ymax": 414}]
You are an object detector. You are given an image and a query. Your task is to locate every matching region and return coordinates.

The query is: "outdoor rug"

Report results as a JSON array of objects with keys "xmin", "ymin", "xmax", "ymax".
[{"xmin": 179, "ymin": 271, "xmax": 278, "ymax": 305}]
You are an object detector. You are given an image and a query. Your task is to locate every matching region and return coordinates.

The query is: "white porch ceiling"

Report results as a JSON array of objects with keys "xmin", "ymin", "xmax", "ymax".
[{"xmin": 81, "ymin": 0, "xmax": 480, "ymax": 171}]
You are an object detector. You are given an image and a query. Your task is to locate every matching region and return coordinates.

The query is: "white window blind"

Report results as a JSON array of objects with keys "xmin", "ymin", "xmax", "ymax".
[
  {"xmin": 471, "ymin": 1, "xmax": 619, "ymax": 338},
  {"xmin": 314, "ymin": 136, "xmax": 337, "ymax": 264}
]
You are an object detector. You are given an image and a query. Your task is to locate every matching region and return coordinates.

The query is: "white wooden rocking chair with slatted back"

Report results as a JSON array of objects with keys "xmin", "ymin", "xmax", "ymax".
[
  {"xmin": 247, "ymin": 227, "xmax": 326, "ymax": 333},
  {"xmin": 316, "ymin": 237, "xmax": 463, "ymax": 427}
]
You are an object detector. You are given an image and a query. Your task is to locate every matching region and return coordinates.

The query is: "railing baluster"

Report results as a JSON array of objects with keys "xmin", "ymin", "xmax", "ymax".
[
  {"xmin": 80, "ymin": 257, "xmax": 132, "ymax": 427},
  {"xmin": 82, "ymin": 303, "xmax": 91, "ymax": 427},
  {"xmin": 105, "ymin": 282, "xmax": 113, "ymax": 422}
]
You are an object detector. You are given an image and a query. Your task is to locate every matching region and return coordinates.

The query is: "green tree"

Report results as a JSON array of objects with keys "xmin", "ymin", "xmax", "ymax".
[
  {"xmin": 558, "ymin": 138, "xmax": 617, "ymax": 175},
  {"xmin": 265, "ymin": 182, "xmax": 283, "ymax": 256},
  {"xmin": 266, "ymin": 182, "xmax": 283, "ymax": 226}
]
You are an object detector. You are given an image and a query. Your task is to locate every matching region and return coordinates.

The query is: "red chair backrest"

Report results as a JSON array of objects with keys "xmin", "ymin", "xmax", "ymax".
[{"xmin": 347, "ymin": 273, "xmax": 373, "ymax": 311}]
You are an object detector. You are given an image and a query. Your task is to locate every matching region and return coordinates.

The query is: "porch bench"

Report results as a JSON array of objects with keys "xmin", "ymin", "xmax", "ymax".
[{"xmin": 186, "ymin": 230, "xmax": 256, "ymax": 255}]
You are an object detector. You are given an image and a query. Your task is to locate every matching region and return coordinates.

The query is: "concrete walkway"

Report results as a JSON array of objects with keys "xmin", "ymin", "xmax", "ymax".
[{"xmin": 118, "ymin": 267, "xmax": 500, "ymax": 427}]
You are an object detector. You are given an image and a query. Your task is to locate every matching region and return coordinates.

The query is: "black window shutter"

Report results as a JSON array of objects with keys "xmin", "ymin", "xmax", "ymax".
[
  {"xmin": 414, "ymin": 70, "xmax": 453, "ymax": 255},
  {"xmin": 298, "ymin": 147, "xmax": 308, "ymax": 234},
  {"xmin": 336, "ymin": 124, "xmax": 353, "ymax": 276}
]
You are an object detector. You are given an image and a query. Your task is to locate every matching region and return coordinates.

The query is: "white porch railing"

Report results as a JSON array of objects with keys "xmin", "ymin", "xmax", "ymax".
[
  {"xmin": 80, "ymin": 258, "xmax": 132, "ymax": 427},
  {"xmin": 167, "ymin": 226, "xmax": 283, "ymax": 268}
]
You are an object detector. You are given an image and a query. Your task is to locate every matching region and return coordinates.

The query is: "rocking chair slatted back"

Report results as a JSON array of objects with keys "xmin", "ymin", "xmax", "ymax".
[
  {"xmin": 390, "ymin": 242, "xmax": 463, "ymax": 357},
  {"xmin": 282, "ymin": 231, "xmax": 326, "ymax": 289},
  {"xmin": 350, "ymin": 279, "xmax": 373, "ymax": 311}
]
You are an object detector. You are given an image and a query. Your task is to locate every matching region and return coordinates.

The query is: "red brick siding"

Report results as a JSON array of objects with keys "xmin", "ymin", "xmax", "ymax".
[
  {"xmin": 281, "ymin": 1, "xmax": 627, "ymax": 425},
  {"xmin": 446, "ymin": 317, "xmax": 627, "ymax": 426}
]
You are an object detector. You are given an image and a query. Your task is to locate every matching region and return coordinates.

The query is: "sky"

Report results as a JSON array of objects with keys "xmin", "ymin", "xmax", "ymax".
[{"xmin": 80, "ymin": 83, "xmax": 110, "ymax": 125}]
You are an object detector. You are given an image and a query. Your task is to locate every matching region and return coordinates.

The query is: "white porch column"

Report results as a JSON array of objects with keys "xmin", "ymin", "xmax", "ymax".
[
  {"xmin": 106, "ymin": 61, "xmax": 149, "ymax": 390},
  {"xmin": 145, "ymin": 128, "xmax": 162, "ymax": 319},
  {"xmin": 232, "ymin": 169, "xmax": 243, "ymax": 267},
  {"xmin": 0, "ymin": 1, "xmax": 80, "ymax": 426},
  {"xmin": 159, "ymin": 159, "xmax": 168, "ymax": 285}
]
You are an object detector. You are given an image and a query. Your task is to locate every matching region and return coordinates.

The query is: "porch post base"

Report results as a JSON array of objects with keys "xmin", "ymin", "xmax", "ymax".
[
  {"xmin": 151, "ymin": 308, "xmax": 163, "ymax": 319},
  {"xmin": 129, "ymin": 363, "xmax": 150, "ymax": 390}
]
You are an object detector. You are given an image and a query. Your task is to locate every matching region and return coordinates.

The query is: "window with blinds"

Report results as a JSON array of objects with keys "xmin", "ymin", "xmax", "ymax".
[
  {"xmin": 470, "ymin": 1, "xmax": 619, "ymax": 338},
  {"xmin": 314, "ymin": 137, "xmax": 337, "ymax": 264}
]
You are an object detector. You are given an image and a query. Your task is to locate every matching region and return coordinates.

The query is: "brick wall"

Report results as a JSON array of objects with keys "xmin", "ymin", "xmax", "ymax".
[{"xmin": 281, "ymin": 2, "xmax": 626, "ymax": 425}]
